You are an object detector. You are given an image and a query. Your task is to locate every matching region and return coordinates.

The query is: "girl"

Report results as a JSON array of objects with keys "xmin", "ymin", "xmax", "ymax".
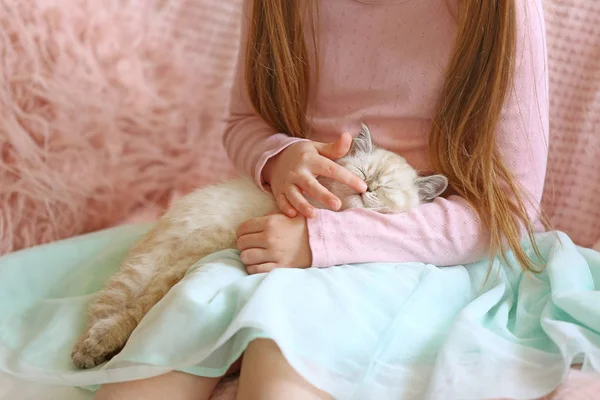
[{"xmin": 96, "ymin": 0, "xmax": 548, "ymax": 398}]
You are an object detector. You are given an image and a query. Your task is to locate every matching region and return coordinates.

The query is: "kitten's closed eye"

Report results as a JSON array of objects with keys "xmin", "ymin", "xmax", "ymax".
[
  {"xmin": 357, "ymin": 168, "xmax": 367, "ymax": 181},
  {"xmin": 321, "ymin": 123, "xmax": 448, "ymax": 214}
]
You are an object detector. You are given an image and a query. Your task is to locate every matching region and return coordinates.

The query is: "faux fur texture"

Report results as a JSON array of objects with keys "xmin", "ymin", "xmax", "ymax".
[{"xmin": 0, "ymin": 0, "xmax": 239, "ymax": 254}]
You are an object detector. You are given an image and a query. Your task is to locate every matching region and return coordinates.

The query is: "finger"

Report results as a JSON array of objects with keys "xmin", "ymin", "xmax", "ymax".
[
  {"xmin": 240, "ymin": 249, "xmax": 272, "ymax": 266},
  {"xmin": 236, "ymin": 233, "xmax": 267, "ymax": 251},
  {"xmin": 314, "ymin": 158, "xmax": 368, "ymax": 193},
  {"xmin": 286, "ymin": 186, "xmax": 315, "ymax": 218},
  {"xmin": 236, "ymin": 217, "xmax": 266, "ymax": 238},
  {"xmin": 313, "ymin": 132, "xmax": 353, "ymax": 160},
  {"xmin": 296, "ymin": 175, "xmax": 341, "ymax": 210},
  {"xmin": 246, "ymin": 263, "xmax": 278, "ymax": 275},
  {"xmin": 275, "ymin": 192, "xmax": 297, "ymax": 218}
]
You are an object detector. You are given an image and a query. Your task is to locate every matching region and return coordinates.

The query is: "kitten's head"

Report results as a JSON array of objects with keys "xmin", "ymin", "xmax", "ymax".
[{"xmin": 319, "ymin": 123, "xmax": 448, "ymax": 213}]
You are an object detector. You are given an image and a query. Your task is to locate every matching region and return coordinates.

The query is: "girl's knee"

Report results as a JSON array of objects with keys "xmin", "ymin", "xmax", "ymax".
[
  {"xmin": 239, "ymin": 339, "xmax": 331, "ymax": 400},
  {"xmin": 245, "ymin": 338, "xmax": 279, "ymax": 355},
  {"xmin": 94, "ymin": 372, "xmax": 220, "ymax": 400},
  {"xmin": 94, "ymin": 381, "xmax": 135, "ymax": 400}
]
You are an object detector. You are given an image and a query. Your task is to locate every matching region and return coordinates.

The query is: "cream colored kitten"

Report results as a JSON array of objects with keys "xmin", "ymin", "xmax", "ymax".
[{"xmin": 71, "ymin": 124, "xmax": 448, "ymax": 369}]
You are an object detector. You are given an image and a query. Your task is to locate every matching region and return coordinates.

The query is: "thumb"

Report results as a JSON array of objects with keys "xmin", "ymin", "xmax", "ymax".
[{"xmin": 313, "ymin": 132, "xmax": 354, "ymax": 160}]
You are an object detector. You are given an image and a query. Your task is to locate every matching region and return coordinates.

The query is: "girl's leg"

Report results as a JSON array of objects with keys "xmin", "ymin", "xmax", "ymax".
[
  {"xmin": 237, "ymin": 339, "xmax": 332, "ymax": 400},
  {"xmin": 94, "ymin": 372, "xmax": 220, "ymax": 400}
]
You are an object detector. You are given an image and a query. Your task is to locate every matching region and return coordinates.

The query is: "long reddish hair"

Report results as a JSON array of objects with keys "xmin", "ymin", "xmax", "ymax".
[{"xmin": 245, "ymin": 1, "xmax": 541, "ymax": 273}]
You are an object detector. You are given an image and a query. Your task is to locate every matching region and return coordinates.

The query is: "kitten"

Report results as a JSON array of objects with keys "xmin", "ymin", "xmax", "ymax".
[{"xmin": 71, "ymin": 124, "xmax": 448, "ymax": 369}]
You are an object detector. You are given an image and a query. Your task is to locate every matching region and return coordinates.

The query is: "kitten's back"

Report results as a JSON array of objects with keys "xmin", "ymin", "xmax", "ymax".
[{"xmin": 163, "ymin": 178, "xmax": 277, "ymax": 249}]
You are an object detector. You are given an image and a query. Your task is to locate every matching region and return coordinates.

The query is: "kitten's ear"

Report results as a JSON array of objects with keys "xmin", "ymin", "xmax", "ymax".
[
  {"xmin": 350, "ymin": 123, "xmax": 375, "ymax": 155},
  {"xmin": 415, "ymin": 174, "xmax": 448, "ymax": 201}
]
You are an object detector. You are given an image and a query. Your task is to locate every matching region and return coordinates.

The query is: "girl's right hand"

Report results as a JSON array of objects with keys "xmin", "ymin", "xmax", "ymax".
[{"xmin": 262, "ymin": 132, "xmax": 368, "ymax": 218}]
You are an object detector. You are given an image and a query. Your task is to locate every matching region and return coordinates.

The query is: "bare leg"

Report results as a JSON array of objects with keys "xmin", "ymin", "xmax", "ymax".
[
  {"xmin": 94, "ymin": 372, "xmax": 220, "ymax": 400},
  {"xmin": 237, "ymin": 339, "xmax": 332, "ymax": 400},
  {"xmin": 94, "ymin": 358, "xmax": 242, "ymax": 400}
]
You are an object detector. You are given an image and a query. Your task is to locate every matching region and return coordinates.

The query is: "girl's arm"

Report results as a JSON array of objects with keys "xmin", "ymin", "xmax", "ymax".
[
  {"xmin": 223, "ymin": 2, "xmax": 366, "ymax": 216},
  {"xmin": 308, "ymin": 0, "xmax": 549, "ymax": 267},
  {"xmin": 222, "ymin": 21, "xmax": 306, "ymax": 190},
  {"xmin": 223, "ymin": 44, "xmax": 364, "ymax": 213}
]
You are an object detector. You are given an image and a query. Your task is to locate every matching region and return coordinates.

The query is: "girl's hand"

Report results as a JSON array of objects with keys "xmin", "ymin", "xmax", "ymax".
[
  {"xmin": 262, "ymin": 133, "xmax": 368, "ymax": 218},
  {"xmin": 236, "ymin": 213, "xmax": 311, "ymax": 274}
]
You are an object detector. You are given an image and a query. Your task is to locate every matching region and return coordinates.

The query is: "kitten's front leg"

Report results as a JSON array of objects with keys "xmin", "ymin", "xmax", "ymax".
[{"xmin": 71, "ymin": 254, "xmax": 197, "ymax": 369}]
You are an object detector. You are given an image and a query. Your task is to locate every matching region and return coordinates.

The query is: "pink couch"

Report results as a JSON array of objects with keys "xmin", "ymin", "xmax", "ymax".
[{"xmin": 0, "ymin": 0, "xmax": 598, "ymax": 398}]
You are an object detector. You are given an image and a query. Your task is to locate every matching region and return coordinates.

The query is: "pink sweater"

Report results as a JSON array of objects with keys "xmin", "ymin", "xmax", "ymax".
[{"xmin": 223, "ymin": 0, "xmax": 549, "ymax": 268}]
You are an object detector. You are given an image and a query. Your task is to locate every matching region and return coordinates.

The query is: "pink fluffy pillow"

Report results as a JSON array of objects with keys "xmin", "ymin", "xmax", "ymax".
[{"xmin": 0, "ymin": 0, "xmax": 239, "ymax": 254}]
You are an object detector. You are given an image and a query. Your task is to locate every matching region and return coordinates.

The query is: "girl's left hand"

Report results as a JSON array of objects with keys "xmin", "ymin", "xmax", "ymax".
[{"xmin": 236, "ymin": 213, "xmax": 312, "ymax": 274}]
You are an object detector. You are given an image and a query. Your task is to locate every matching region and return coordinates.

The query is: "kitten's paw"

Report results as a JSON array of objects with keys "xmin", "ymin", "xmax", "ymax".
[{"xmin": 71, "ymin": 321, "xmax": 126, "ymax": 369}]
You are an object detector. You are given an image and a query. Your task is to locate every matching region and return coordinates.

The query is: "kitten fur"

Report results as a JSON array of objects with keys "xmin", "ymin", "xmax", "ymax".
[{"xmin": 71, "ymin": 123, "xmax": 448, "ymax": 369}]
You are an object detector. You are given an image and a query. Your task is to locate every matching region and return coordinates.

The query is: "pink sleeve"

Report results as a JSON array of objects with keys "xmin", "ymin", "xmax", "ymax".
[
  {"xmin": 222, "ymin": 1, "xmax": 306, "ymax": 190},
  {"xmin": 308, "ymin": 0, "xmax": 549, "ymax": 268}
]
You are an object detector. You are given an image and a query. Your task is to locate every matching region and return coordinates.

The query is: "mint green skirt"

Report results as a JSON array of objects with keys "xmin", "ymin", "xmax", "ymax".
[{"xmin": 0, "ymin": 223, "xmax": 598, "ymax": 399}]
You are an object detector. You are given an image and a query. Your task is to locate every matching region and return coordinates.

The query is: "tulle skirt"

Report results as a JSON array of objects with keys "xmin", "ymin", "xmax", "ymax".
[{"xmin": 0, "ymin": 223, "xmax": 599, "ymax": 399}]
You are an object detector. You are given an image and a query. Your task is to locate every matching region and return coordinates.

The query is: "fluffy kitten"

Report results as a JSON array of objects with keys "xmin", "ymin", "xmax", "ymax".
[{"xmin": 71, "ymin": 124, "xmax": 448, "ymax": 369}]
